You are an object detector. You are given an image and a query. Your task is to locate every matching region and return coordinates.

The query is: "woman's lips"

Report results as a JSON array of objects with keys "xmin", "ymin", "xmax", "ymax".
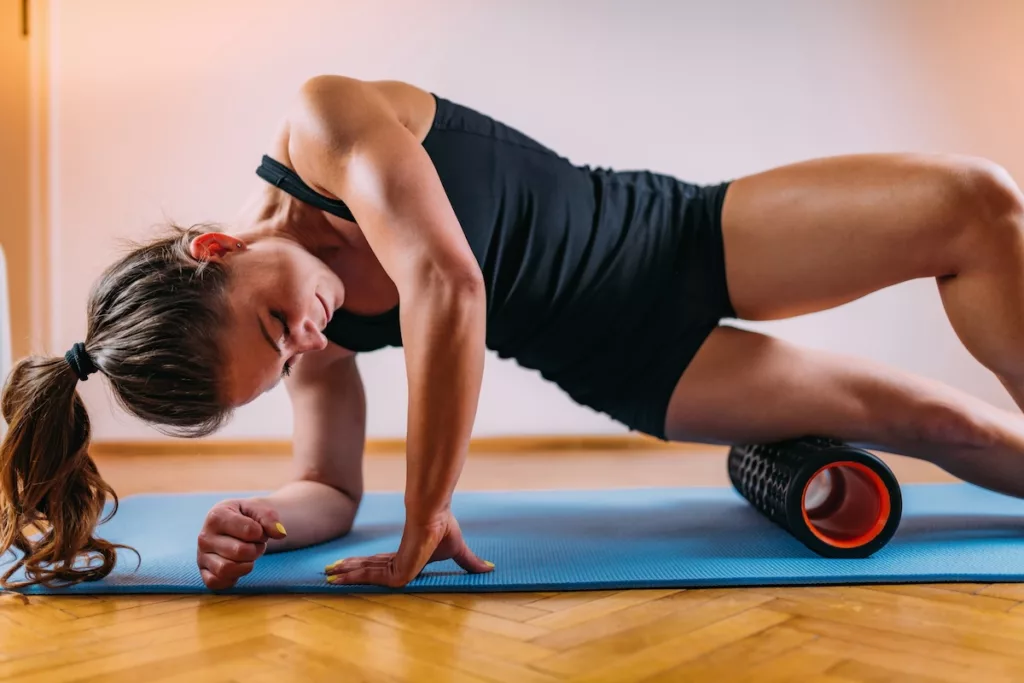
[{"xmin": 316, "ymin": 294, "xmax": 332, "ymax": 328}]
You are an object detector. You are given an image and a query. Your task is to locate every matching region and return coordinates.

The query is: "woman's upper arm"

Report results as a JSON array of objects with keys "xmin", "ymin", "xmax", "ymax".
[
  {"xmin": 284, "ymin": 344, "xmax": 365, "ymax": 502},
  {"xmin": 286, "ymin": 76, "xmax": 483, "ymax": 293}
]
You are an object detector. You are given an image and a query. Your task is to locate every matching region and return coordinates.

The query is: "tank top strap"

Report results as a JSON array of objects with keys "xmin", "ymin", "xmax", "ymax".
[{"xmin": 255, "ymin": 155, "xmax": 357, "ymax": 223}]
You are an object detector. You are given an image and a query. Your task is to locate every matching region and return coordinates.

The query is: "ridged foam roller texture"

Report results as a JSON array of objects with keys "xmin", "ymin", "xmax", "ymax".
[{"xmin": 728, "ymin": 437, "xmax": 902, "ymax": 558}]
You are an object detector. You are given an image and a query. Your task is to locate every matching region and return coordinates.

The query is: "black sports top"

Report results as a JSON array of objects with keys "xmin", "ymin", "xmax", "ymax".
[{"xmin": 256, "ymin": 93, "xmax": 729, "ymax": 434}]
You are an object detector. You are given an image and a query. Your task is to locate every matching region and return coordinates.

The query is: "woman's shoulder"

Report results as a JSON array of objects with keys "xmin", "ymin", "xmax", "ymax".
[
  {"xmin": 278, "ymin": 76, "xmax": 435, "ymax": 170},
  {"xmin": 292, "ymin": 76, "xmax": 433, "ymax": 136}
]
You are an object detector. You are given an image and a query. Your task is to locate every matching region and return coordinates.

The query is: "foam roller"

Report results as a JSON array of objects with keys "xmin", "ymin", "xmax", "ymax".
[{"xmin": 728, "ymin": 437, "xmax": 902, "ymax": 558}]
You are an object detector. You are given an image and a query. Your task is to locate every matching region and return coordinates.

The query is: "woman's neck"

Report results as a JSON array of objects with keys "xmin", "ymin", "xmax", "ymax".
[{"xmin": 236, "ymin": 185, "xmax": 345, "ymax": 252}]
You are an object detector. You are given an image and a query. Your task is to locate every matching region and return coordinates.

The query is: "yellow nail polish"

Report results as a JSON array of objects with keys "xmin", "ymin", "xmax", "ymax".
[
  {"xmin": 275, "ymin": 522, "xmax": 287, "ymax": 536},
  {"xmin": 484, "ymin": 561, "xmax": 495, "ymax": 568},
  {"xmin": 327, "ymin": 575, "xmax": 339, "ymax": 584}
]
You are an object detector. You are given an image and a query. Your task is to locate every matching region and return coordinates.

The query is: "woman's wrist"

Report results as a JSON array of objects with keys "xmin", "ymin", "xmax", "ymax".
[{"xmin": 404, "ymin": 493, "xmax": 452, "ymax": 526}]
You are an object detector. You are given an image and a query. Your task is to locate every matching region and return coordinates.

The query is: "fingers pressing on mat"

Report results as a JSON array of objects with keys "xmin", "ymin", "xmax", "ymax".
[{"xmin": 325, "ymin": 513, "xmax": 494, "ymax": 588}]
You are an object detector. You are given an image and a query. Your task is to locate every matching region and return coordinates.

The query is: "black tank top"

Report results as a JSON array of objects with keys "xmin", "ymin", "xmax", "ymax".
[{"xmin": 257, "ymin": 94, "xmax": 703, "ymax": 391}]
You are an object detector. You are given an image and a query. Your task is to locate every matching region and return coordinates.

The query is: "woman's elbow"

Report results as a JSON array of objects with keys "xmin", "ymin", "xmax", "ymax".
[{"xmin": 416, "ymin": 257, "xmax": 483, "ymax": 293}]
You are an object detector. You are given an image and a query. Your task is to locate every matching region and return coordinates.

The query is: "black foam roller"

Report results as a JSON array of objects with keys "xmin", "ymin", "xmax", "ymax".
[{"xmin": 728, "ymin": 437, "xmax": 902, "ymax": 558}]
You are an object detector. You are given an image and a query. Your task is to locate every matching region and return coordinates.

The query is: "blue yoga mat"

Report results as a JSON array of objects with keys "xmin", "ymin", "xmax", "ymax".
[{"xmin": 5, "ymin": 484, "xmax": 1024, "ymax": 594}]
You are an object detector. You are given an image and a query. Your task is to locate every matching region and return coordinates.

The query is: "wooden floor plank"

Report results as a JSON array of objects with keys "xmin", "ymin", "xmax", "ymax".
[
  {"xmin": 25, "ymin": 594, "xmax": 184, "ymax": 619},
  {"xmin": 920, "ymin": 582, "xmax": 988, "ymax": 594},
  {"xmin": 767, "ymin": 597, "xmax": 1024, "ymax": 659},
  {"xmin": 787, "ymin": 616, "xmax": 1024, "ymax": 676},
  {"xmin": 828, "ymin": 659, "xmax": 949, "ymax": 683},
  {"xmin": 634, "ymin": 625, "xmax": 817, "ymax": 683},
  {"xmin": 860, "ymin": 584, "xmax": 1019, "ymax": 612},
  {"xmin": 270, "ymin": 613, "xmax": 492, "ymax": 683},
  {"xmin": 417, "ymin": 593, "xmax": 555, "ymax": 622},
  {"xmin": 757, "ymin": 584, "xmax": 1024, "ymax": 628},
  {"xmin": 0, "ymin": 599, "xmax": 76, "ymax": 633},
  {"xmin": 528, "ymin": 589, "xmax": 728, "ymax": 651},
  {"xmin": 526, "ymin": 589, "xmax": 680, "ymax": 630},
  {"xmin": 532, "ymin": 592, "xmax": 773, "ymax": 676},
  {"xmin": 677, "ymin": 640, "xmax": 844, "ymax": 683},
  {"xmin": 564, "ymin": 607, "xmax": 790, "ymax": 683},
  {"xmin": 256, "ymin": 644, "xmax": 402, "ymax": 683},
  {"xmin": 353, "ymin": 593, "xmax": 551, "ymax": 640},
  {"xmin": 72, "ymin": 635, "xmax": 290, "ymax": 683},
  {"xmin": 811, "ymin": 636, "xmax": 1019, "ymax": 683},
  {"xmin": 1, "ymin": 622, "xmax": 275, "ymax": 683},
  {"xmin": 166, "ymin": 659, "xmax": 297, "ymax": 683},
  {"xmin": 0, "ymin": 613, "xmax": 54, "ymax": 660},
  {"xmin": 978, "ymin": 583, "xmax": 1024, "ymax": 601},
  {"xmin": 307, "ymin": 596, "xmax": 556, "ymax": 664},
  {"xmin": 0, "ymin": 597, "xmax": 315, "ymax": 680},
  {"xmin": 523, "ymin": 590, "xmax": 621, "ymax": 613},
  {"xmin": 292, "ymin": 606, "xmax": 562, "ymax": 683},
  {"xmin": 6, "ymin": 595, "xmax": 237, "ymax": 641}
]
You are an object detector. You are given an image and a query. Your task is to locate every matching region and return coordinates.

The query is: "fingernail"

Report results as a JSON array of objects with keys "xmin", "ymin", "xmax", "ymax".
[
  {"xmin": 484, "ymin": 561, "xmax": 495, "ymax": 568},
  {"xmin": 327, "ymin": 575, "xmax": 340, "ymax": 584},
  {"xmin": 275, "ymin": 523, "xmax": 287, "ymax": 536}
]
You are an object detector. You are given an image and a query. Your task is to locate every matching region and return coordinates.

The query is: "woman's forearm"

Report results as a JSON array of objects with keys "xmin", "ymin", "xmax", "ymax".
[
  {"xmin": 401, "ymin": 275, "xmax": 486, "ymax": 520},
  {"xmin": 255, "ymin": 480, "xmax": 360, "ymax": 553}
]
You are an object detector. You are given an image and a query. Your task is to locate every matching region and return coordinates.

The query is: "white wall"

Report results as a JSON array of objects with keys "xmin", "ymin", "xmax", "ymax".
[{"xmin": 48, "ymin": 0, "xmax": 1024, "ymax": 440}]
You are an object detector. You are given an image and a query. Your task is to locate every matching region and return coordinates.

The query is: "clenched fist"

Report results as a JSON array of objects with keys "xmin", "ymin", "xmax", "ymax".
[{"xmin": 196, "ymin": 498, "xmax": 287, "ymax": 590}]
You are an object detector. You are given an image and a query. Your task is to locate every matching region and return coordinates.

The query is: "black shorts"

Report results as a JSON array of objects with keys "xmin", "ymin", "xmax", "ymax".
[{"xmin": 546, "ymin": 180, "xmax": 735, "ymax": 440}]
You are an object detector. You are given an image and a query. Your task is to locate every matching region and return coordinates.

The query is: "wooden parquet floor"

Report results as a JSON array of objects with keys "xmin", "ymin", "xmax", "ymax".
[{"xmin": 2, "ymin": 448, "xmax": 1020, "ymax": 682}]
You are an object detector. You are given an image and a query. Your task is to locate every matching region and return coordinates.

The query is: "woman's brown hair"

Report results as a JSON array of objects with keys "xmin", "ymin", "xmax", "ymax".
[{"xmin": 1, "ymin": 226, "xmax": 232, "ymax": 588}]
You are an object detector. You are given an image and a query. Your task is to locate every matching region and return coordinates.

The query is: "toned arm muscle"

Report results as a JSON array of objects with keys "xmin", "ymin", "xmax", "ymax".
[{"xmin": 262, "ymin": 343, "xmax": 366, "ymax": 552}]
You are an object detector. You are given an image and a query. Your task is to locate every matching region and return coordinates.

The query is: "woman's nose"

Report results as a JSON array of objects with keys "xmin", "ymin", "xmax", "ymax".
[{"xmin": 290, "ymin": 318, "xmax": 328, "ymax": 354}]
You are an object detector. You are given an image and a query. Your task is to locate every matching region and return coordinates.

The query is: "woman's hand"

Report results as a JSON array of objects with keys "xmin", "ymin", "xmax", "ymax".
[
  {"xmin": 324, "ymin": 510, "xmax": 493, "ymax": 587},
  {"xmin": 196, "ymin": 499, "xmax": 288, "ymax": 590}
]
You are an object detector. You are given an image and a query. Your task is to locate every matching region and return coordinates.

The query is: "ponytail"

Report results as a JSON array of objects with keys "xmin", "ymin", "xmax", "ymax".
[
  {"xmin": 2, "ymin": 225, "xmax": 238, "ymax": 587},
  {"xmin": 0, "ymin": 355, "xmax": 133, "ymax": 589}
]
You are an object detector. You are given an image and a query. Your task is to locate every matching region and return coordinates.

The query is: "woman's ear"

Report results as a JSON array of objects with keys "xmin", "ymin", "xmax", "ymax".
[{"xmin": 189, "ymin": 233, "xmax": 245, "ymax": 261}]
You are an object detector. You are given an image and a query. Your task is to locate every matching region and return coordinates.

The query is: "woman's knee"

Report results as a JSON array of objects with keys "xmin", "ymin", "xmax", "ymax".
[{"xmin": 938, "ymin": 157, "xmax": 1024, "ymax": 252}]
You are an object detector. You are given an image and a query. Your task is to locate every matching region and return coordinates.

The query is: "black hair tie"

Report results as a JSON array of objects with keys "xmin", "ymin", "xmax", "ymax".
[{"xmin": 65, "ymin": 342, "xmax": 99, "ymax": 382}]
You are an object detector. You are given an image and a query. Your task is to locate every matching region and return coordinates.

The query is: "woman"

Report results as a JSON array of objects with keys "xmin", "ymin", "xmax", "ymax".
[{"xmin": 4, "ymin": 76, "xmax": 1024, "ymax": 591}]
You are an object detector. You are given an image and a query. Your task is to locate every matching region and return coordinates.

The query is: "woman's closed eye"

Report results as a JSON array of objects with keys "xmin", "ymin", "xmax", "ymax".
[
  {"xmin": 270, "ymin": 311, "xmax": 292, "ymax": 377},
  {"xmin": 270, "ymin": 311, "xmax": 291, "ymax": 340}
]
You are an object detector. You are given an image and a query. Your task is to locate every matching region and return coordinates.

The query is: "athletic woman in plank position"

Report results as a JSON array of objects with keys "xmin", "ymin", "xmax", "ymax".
[{"xmin": 4, "ymin": 76, "xmax": 1024, "ymax": 590}]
